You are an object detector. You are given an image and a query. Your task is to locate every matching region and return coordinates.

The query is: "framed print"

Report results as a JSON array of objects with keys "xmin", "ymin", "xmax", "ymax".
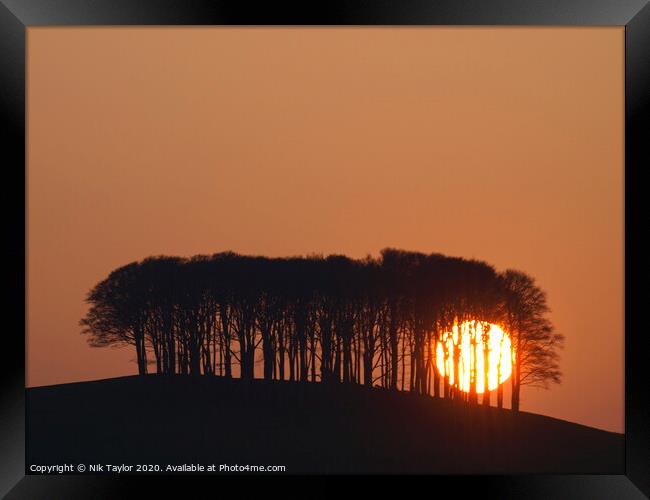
[{"xmin": 1, "ymin": 0, "xmax": 648, "ymax": 497}]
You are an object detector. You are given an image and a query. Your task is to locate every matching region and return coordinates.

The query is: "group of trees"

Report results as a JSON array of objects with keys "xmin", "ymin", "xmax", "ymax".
[{"xmin": 81, "ymin": 249, "xmax": 563, "ymax": 411}]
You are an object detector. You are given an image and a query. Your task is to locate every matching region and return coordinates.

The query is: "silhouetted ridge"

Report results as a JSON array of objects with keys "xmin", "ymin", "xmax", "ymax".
[{"xmin": 27, "ymin": 376, "xmax": 622, "ymax": 474}]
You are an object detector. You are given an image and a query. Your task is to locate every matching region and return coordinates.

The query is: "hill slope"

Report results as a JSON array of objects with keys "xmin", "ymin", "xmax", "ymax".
[{"xmin": 27, "ymin": 375, "xmax": 623, "ymax": 474}]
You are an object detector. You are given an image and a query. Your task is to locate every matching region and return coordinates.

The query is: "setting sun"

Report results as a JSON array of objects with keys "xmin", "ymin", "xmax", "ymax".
[{"xmin": 436, "ymin": 321, "xmax": 512, "ymax": 393}]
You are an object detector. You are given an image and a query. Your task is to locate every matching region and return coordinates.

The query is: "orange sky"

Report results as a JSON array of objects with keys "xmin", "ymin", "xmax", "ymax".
[{"xmin": 27, "ymin": 27, "xmax": 624, "ymax": 433}]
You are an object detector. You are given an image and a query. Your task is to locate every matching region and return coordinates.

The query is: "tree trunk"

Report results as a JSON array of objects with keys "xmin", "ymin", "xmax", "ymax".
[
  {"xmin": 389, "ymin": 312, "xmax": 398, "ymax": 389},
  {"xmin": 278, "ymin": 326, "xmax": 285, "ymax": 381},
  {"xmin": 482, "ymin": 330, "xmax": 491, "ymax": 406},
  {"xmin": 261, "ymin": 325, "xmax": 273, "ymax": 381},
  {"xmin": 497, "ymin": 383, "xmax": 503, "ymax": 408}
]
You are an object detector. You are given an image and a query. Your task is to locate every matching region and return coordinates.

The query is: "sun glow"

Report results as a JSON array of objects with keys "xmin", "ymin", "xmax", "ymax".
[{"xmin": 435, "ymin": 321, "xmax": 512, "ymax": 393}]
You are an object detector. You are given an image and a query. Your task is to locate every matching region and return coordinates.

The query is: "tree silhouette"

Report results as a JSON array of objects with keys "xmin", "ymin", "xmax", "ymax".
[
  {"xmin": 501, "ymin": 269, "xmax": 564, "ymax": 411},
  {"xmin": 81, "ymin": 249, "xmax": 563, "ymax": 411}
]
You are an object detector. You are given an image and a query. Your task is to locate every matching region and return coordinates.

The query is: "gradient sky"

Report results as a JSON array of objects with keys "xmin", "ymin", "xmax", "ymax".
[{"xmin": 27, "ymin": 27, "xmax": 623, "ymax": 433}]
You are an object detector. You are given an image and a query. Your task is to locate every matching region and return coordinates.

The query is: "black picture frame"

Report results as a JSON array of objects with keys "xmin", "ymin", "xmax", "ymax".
[{"xmin": 1, "ymin": 0, "xmax": 647, "ymax": 497}]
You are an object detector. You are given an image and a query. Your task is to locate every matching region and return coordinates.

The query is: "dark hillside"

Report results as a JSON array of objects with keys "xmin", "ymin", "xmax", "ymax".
[{"xmin": 27, "ymin": 376, "xmax": 623, "ymax": 474}]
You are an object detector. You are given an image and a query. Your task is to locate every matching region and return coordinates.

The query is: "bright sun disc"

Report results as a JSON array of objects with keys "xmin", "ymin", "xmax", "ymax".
[{"xmin": 436, "ymin": 321, "xmax": 512, "ymax": 393}]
